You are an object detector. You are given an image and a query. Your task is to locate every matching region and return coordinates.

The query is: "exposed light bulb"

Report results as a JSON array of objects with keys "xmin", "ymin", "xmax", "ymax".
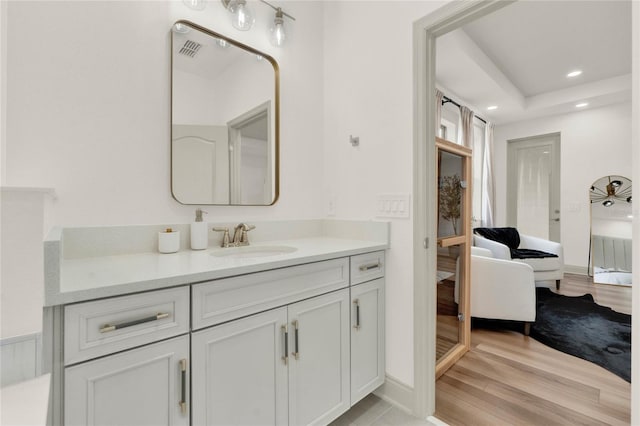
[
  {"xmin": 270, "ymin": 9, "xmax": 286, "ymax": 47},
  {"xmin": 183, "ymin": 0, "xmax": 206, "ymax": 10},
  {"xmin": 567, "ymin": 70, "xmax": 582, "ymax": 78},
  {"xmin": 575, "ymin": 102, "xmax": 589, "ymax": 108},
  {"xmin": 603, "ymin": 199, "xmax": 614, "ymax": 207},
  {"xmin": 230, "ymin": 0, "xmax": 254, "ymax": 31}
]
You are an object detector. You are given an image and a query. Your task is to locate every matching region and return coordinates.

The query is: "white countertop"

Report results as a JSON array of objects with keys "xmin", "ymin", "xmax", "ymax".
[
  {"xmin": 47, "ymin": 237, "xmax": 388, "ymax": 306},
  {"xmin": 0, "ymin": 374, "xmax": 50, "ymax": 426}
]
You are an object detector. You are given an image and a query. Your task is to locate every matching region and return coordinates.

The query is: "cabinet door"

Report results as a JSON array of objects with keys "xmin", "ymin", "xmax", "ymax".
[
  {"xmin": 288, "ymin": 289, "xmax": 350, "ymax": 426},
  {"xmin": 191, "ymin": 307, "xmax": 288, "ymax": 426},
  {"xmin": 65, "ymin": 335, "xmax": 189, "ymax": 426},
  {"xmin": 351, "ymin": 279, "xmax": 385, "ymax": 405}
]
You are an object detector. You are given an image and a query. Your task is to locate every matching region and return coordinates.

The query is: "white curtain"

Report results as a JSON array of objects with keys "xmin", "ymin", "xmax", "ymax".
[
  {"xmin": 481, "ymin": 122, "xmax": 495, "ymax": 226},
  {"xmin": 435, "ymin": 89, "xmax": 444, "ymax": 137},
  {"xmin": 457, "ymin": 106, "xmax": 474, "ymax": 149}
]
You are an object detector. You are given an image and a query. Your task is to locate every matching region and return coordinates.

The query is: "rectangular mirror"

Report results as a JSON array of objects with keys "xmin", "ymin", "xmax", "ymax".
[{"xmin": 171, "ymin": 21, "xmax": 279, "ymax": 205}]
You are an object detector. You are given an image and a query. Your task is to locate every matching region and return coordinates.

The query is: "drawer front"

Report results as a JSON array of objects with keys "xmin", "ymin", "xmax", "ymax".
[
  {"xmin": 350, "ymin": 251, "xmax": 385, "ymax": 285},
  {"xmin": 64, "ymin": 287, "xmax": 189, "ymax": 365},
  {"xmin": 192, "ymin": 258, "xmax": 349, "ymax": 330}
]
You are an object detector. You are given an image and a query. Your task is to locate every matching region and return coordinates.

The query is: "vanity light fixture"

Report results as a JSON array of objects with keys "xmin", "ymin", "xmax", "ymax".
[
  {"xmin": 221, "ymin": 0, "xmax": 255, "ymax": 31},
  {"xmin": 260, "ymin": 0, "xmax": 296, "ymax": 47},
  {"xmin": 183, "ymin": 0, "xmax": 295, "ymax": 47},
  {"xmin": 567, "ymin": 70, "xmax": 582, "ymax": 78},
  {"xmin": 487, "ymin": 105, "xmax": 498, "ymax": 111},
  {"xmin": 575, "ymin": 102, "xmax": 589, "ymax": 108}
]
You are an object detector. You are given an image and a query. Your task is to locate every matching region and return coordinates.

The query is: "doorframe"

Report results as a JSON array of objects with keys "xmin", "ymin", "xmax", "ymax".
[
  {"xmin": 506, "ymin": 132, "xmax": 561, "ymax": 242},
  {"xmin": 414, "ymin": 0, "xmax": 639, "ymax": 421},
  {"xmin": 412, "ymin": 0, "xmax": 515, "ymax": 418}
]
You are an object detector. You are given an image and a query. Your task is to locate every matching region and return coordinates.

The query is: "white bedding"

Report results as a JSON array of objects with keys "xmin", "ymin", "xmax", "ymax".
[{"xmin": 594, "ymin": 267, "xmax": 632, "ymax": 285}]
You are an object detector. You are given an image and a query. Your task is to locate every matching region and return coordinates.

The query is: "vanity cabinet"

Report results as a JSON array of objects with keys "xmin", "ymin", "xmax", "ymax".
[
  {"xmin": 53, "ymin": 251, "xmax": 385, "ymax": 426},
  {"xmin": 287, "ymin": 289, "xmax": 350, "ymax": 426},
  {"xmin": 350, "ymin": 278, "xmax": 385, "ymax": 405},
  {"xmin": 191, "ymin": 307, "xmax": 289, "ymax": 426},
  {"xmin": 192, "ymin": 289, "xmax": 350, "ymax": 426},
  {"xmin": 64, "ymin": 335, "xmax": 189, "ymax": 426}
]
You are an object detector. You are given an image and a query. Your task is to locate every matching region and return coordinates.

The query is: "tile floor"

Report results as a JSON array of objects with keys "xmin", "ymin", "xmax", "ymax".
[{"xmin": 330, "ymin": 394, "xmax": 438, "ymax": 426}]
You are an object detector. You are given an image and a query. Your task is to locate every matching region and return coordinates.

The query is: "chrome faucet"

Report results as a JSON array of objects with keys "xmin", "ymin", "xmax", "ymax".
[
  {"xmin": 212, "ymin": 223, "xmax": 256, "ymax": 248},
  {"xmin": 232, "ymin": 223, "xmax": 256, "ymax": 246}
]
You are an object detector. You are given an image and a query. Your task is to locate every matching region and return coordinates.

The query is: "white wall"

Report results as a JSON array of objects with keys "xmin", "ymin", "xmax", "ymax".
[
  {"xmin": 493, "ymin": 102, "xmax": 632, "ymax": 269},
  {"xmin": 0, "ymin": 0, "xmax": 6, "ymax": 184},
  {"xmin": 4, "ymin": 0, "xmax": 325, "ymax": 226},
  {"xmin": 323, "ymin": 0, "xmax": 447, "ymax": 387}
]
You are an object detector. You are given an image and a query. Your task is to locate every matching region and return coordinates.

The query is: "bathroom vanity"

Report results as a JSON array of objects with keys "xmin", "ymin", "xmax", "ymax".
[{"xmin": 42, "ymin": 220, "xmax": 388, "ymax": 425}]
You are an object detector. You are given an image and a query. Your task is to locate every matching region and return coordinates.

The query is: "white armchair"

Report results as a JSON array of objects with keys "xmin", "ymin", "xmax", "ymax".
[
  {"xmin": 468, "ymin": 247, "xmax": 536, "ymax": 335},
  {"xmin": 473, "ymin": 228, "xmax": 564, "ymax": 289}
]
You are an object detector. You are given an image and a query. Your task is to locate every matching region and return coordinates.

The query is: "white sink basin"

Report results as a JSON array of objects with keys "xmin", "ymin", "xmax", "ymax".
[{"xmin": 211, "ymin": 245, "xmax": 297, "ymax": 259}]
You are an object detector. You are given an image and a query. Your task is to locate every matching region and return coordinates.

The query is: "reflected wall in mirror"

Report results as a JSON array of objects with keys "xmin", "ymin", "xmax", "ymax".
[
  {"xmin": 171, "ymin": 21, "xmax": 279, "ymax": 205},
  {"xmin": 590, "ymin": 175, "xmax": 632, "ymax": 285}
]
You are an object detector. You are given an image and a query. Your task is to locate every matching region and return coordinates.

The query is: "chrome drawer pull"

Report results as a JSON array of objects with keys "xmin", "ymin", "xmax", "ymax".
[
  {"xmin": 353, "ymin": 299, "xmax": 361, "ymax": 330},
  {"xmin": 179, "ymin": 359, "xmax": 187, "ymax": 414},
  {"xmin": 282, "ymin": 325, "xmax": 289, "ymax": 365},
  {"xmin": 359, "ymin": 262, "xmax": 380, "ymax": 272},
  {"xmin": 292, "ymin": 320, "xmax": 300, "ymax": 360},
  {"xmin": 99, "ymin": 312, "xmax": 170, "ymax": 333}
]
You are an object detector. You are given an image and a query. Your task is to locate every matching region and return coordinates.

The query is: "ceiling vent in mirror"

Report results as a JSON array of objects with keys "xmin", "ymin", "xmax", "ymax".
[{"xmin": 179, "ymin": 40, "xmax": 202, "ymax": 58}]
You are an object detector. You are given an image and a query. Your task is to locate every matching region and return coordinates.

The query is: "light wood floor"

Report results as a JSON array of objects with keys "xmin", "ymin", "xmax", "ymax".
[{"xmin": 435, "ymin": 273, "xmax": 631, "ymax": 425}]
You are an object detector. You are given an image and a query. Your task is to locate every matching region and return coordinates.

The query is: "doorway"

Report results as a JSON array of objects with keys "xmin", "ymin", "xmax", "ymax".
[{"xmin": 506, "ymin": 133, "xmax": 561, "ymax": 242}]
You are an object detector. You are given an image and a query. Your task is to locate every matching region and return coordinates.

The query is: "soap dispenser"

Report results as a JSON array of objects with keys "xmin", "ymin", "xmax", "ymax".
[{"xmin": 190, "ymin": 208, "xmax": 208, "ymax": 250}]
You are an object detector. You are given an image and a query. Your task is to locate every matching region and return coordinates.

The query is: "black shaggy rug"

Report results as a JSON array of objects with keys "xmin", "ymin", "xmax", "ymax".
[
  {"xmin": 473, "ymin": 288, "xmax": 631, "ymax": 382},
  {"xmin": 530, "ymin": 288, "xmax": 631, "ymax": 382}
]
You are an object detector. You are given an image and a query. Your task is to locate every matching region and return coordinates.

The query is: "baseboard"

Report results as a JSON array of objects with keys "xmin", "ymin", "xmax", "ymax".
[
  {"xmin": 565, "ymin": 264, "xmax": 589, "ymax": 275},
  {"xmin": 0, "ymin": 332, "xmax": 42, "ymax": 387},
  {"xmin": 373, "ymin": 374, "xmax": 414, "ymax": 415},
  {"xmin": 427, "ymin": 415, "xmax": 451, "ymax": 425}
]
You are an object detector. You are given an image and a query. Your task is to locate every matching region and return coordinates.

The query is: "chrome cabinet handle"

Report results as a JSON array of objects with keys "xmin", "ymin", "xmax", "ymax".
[
  {"xmin": 359, "ymin": 262, "xmax": 381, "ymax": 272},
  {"xmin": 353, "ymin": 299, "xmax": 361, "ymax": 330},
  {"xmin": 282, "ymin": 325, "xmax": 289, "ymax": 365},
  {"xmin": 179, "ymin": 359, "xmax": 187, "ymax": 414},
  {"xmin": 292, "ymin": 320, "xmax": 299, "ymax": 360},
  {"xmin": 99, "ymin": 312, "xmax": 170, "ymax": 333}
]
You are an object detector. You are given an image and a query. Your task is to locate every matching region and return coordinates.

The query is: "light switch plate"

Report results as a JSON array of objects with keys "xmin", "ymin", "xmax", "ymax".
[{"xmin": 376, "ymin": 194, "xmax": 410, "ymax": 218}]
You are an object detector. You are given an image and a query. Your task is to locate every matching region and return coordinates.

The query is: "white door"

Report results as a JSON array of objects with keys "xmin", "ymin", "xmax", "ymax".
[
  {"xmin": 191, "ymin": 307, "xmax": 288, "ymax": 426},
  {"xmin": 172, "ymin": 125, "xmax": 230, "ymax": 204},
  {"xmin": 64, "ymin": 335, "xmax": 189, "ymax": 426},
  {"xmin": 350, "ymin": 279, "xmax": 385, "ymax": 405},
  {"xmin": 507, "ymin": 133, "xmax": 561, "ymax": 242},
  {"xmin": 288, "ymin": 289, "xmax": 350, "ymax": 426}
]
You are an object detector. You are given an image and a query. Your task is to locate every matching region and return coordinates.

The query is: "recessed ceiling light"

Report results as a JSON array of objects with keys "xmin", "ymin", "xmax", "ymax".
[
  {"xmin": 487, "ymin": 105, "xmax": 498, "ymax": 110},
  {"xmin": 567, "ymin": 70, "xmax": 582, "ymax": 78},
  {"xmin": 575, "ymin": 102, "xmax": 589, "ymax": 108}
]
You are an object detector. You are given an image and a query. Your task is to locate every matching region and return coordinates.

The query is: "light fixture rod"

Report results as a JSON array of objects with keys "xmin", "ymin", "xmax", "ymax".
[{"xmin": 260, "ymin": 0, "xmax": 295, "ymax": 20}]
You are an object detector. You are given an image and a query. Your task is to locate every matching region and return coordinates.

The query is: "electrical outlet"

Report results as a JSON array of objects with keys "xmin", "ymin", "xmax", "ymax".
[{"xmin": 327, "ymin": 194, "xmax": 336, "ymax": 216}]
